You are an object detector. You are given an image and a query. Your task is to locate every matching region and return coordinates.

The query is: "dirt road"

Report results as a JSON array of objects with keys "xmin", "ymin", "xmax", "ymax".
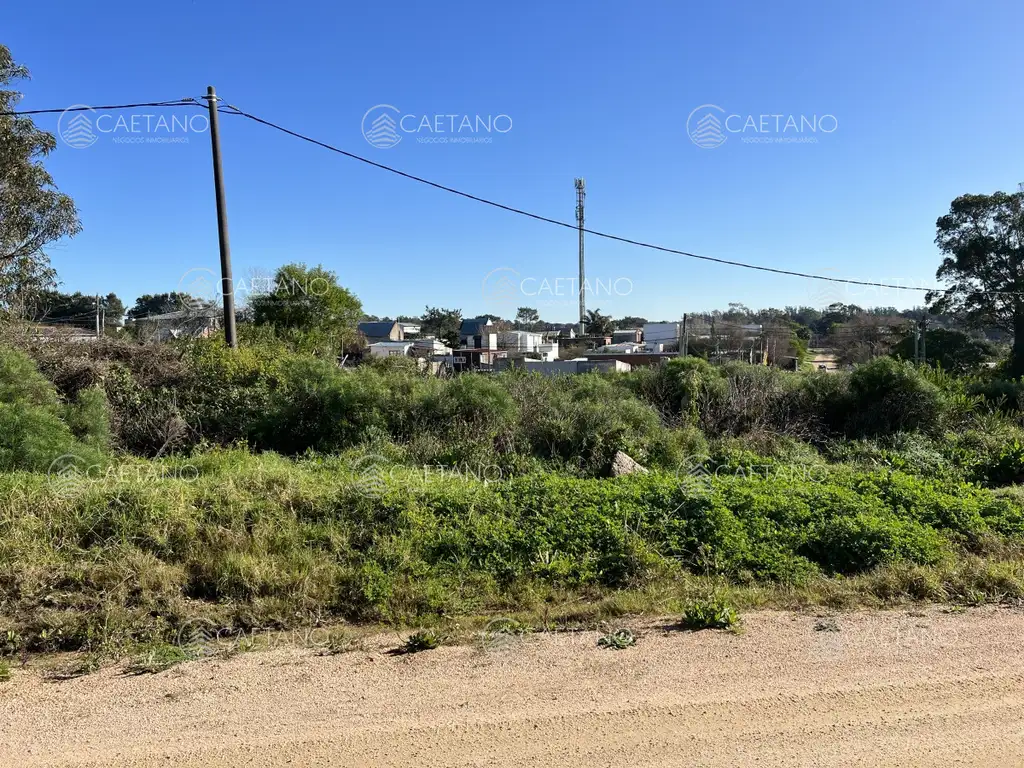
[{"xmin": 3, "ymin": 607, "xmax": 1024, "ymax": 767}]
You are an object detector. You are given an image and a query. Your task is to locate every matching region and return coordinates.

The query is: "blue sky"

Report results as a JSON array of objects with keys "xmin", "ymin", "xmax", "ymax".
[{"xmin": 6, "ymin": 0, "xmax": 1023, "ymax": 322}]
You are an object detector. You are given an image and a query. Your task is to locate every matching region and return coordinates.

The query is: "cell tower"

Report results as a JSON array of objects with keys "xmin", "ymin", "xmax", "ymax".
[{"xmin": 575, "ymin": 178, "xmax": 586, "ymax": 336}]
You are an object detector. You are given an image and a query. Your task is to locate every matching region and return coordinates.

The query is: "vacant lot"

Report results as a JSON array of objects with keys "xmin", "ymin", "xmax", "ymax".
[{"xmin": 3, "ymin": 607, "xmax": 1023, "ymax": 767}]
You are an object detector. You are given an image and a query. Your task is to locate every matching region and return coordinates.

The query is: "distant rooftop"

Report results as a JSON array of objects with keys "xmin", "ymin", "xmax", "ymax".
[{"xmin": 358, "ymin": 321, "xmax": 398, "ymax": 337}]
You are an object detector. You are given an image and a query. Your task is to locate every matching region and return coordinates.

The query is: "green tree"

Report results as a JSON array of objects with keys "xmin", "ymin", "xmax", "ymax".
[
  {"xmin": 584, "ymin": 308, "xmax": 614, "ymax": 336},
  {"xmin": 34, "ymin": 291, "xmax": 124, "ymax": 330},
  {"xmin": 250, "ymin": 263, "xmax": 362, "ymax": 352},
  {"xmin": 0, "ymin": 46, "xmax": 80, "ymax": 273},
  {"xmin": 0, "ymin": 250, "xmax": 55, "ymax": 319},
  {"xmin": 421, "ymin": 306, "xmax": 462, "ymax": 348},
  {"xmin": 515, "ymin": 306, "xmax": 540, "ymax": 329},
  {"xmin": 615, "ymin": 315, "xmax": 647, "ymax": 329},
  {"xmin": 929, "ymin": 191, "xmax": 1024, "ymax": 376},
  {"xmin": 892, "ymin": 327, "xmax": 997, "ymax": 374},
  {"xmin": 126, "ymin": 293, "xmax": 196, "ymax": 319}
]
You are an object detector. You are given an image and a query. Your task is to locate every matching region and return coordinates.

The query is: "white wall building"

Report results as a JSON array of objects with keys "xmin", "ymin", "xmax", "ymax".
[
  {"xmin": 368, "ymin": 341, "xmax": 414, "ymax": 358},
  {"xmin": 497, "ymin": 330, "xmax": 558, "ymax": 360},
  {"xmin": 598, "ymin": 342, "xmax": 644, "ymax": 354},
  {"xmin": 410, "ymin": 338, "xmax": 452, "ymax": 356},
  {"xmin": 643, "ymin": 322, "xmax": 680, "ymax": 348}
]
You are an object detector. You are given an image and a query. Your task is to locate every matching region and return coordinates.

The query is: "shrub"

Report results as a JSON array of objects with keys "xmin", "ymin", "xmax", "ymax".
[
  {"xmin": 966, "ymin": 377, "xmax": 1024, "ymax": 413},
  {"xmin": 808, "ymin": 513, "xmax": 950, "ymax": 573},
  {"xmin": 681, "ymin": 597, "xmax": 740, "ymax": 630},
  {"xmin": 0, "ymin": 346, "xmax": 107, "ymax": 472},
  {"xmin": 400, "ymin": 629, "xmax": 445, "ymax": 653},
  {"xmin": 845, "ymin": 358, "xmax": 945, "ymax": 437}
]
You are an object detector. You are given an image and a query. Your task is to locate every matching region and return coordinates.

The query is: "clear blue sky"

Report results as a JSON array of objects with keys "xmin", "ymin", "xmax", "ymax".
[{"xmin": 7, "ymin": 0, "xmax": 1024, "ymax": 322}]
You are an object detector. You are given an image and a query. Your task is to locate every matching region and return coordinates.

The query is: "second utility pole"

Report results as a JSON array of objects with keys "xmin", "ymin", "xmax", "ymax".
[
  {"xmin": 206, "ymin": 85, "xmax": 238, "ymax": 349},
  {"xmin": 575, "ymin": 178, "xmax": 586, "ymax": 337}
]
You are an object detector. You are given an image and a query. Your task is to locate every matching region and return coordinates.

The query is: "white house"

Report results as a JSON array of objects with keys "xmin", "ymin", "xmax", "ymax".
[
  {"xmin": 368, "ymin": 341, "xmax": 414, "ymax": 358},
  {"xmin": 643, "ymin": 322, "xmax": 680, "ymax": 348},
  {"xmin": 498, "ymin": 330, "xmax": 560, "ymax": 361},
  {"xmin": 598, "ymin": 342, "xmax": 644, "ymax": 354},
  {"xmin": 410, "ymin": 338, "xmax": 452, "ymax": 356},
  {"xmin": 537, "ymin": 340, "xmax": 559, "ymax": 361}
]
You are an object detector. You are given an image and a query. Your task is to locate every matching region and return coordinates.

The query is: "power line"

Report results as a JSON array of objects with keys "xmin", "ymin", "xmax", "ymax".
[
  {"xmin": 3, "ymin": 98, "xmax": 1016, "ymax": 297},
  {"xmin": 0, "ymin": 100, "xmax": 200, "ymax": 117},
  {"xmin": 218, "ymin": 104, "xmax": 944, "ymax": 294}
]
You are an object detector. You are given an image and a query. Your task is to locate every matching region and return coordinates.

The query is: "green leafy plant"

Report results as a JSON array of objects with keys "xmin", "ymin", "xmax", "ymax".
[
  {"xmin": 597, "ymin": 628, "xmax": 637, "ymax": 650},
  {"xmin": 399, "ymin": 629, "xmax": 445, "ymax": 654},
  {"xmin": 316, "ymin": 629, "xmax": 363, "ymax": 655},
  {"xmin": 124, "ymin": 643, "xmax": 199, "ymax": 675},
  {"xmin": 681, "ymin": 597, "xmax": 740, "ymax": 631}
]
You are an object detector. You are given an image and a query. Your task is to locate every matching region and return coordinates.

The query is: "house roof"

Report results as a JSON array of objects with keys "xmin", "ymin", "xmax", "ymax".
[
  {"xmin": 358, "ymin": 321, "xmax": 398, "ymax": 337},
  {"xmin": 460, "ymin": 317, "xmax": 494, "ymax": 335}
]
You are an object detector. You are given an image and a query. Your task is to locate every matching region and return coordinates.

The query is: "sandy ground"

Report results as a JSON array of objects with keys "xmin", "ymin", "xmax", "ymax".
[{"xmin": 2, "ymin": 607, "xmax": 1024, "ymax": 767}]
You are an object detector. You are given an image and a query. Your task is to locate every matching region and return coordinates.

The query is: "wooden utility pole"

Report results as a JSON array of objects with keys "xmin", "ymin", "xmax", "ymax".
[
  {"xmin": 205, "ymin": 85, "xmax": 238, "ymax": 348},
  {"xmin": 94, "ymin": 295, "xmax": 100, "ymax": 338},
  {"xmin": 681, "ymin": 313, "xmax": 688, "ymax": 356}
]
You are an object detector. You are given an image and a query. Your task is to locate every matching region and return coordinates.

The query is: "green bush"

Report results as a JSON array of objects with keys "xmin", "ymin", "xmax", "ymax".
[
  {"xmin": 0, "ymin": 347, "xmax": 107, "ymax": 472},
  {"xmin": 681, "ymin": 597, "xmax": 740, "ymax": 630},
  {"xmin": 846, "ymin": 358, "xmax": 946, "ymax": 437}
]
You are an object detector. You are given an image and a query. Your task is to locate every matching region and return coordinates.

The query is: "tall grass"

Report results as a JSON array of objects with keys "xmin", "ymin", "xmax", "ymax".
[
  {"xmin": 2, "ymin": 448, "xmax": 1024, "ymax": 653},
  {"xmin": 3, "ymin": 340, "xmax": 1024, "ymax": 657}
]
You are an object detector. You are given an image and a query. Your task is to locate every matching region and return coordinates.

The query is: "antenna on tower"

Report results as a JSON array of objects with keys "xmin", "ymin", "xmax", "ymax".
[{"xmin": 575, "ymin": 178, "xmax": 586, "ymax": 336}]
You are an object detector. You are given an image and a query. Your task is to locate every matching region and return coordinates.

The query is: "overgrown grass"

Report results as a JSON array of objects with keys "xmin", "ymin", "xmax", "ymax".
[
  {"xmin": 5, "ymin": 340, "xmax": 1024, "ymax": 659},
  {"xmin": 1, "ymin": 447, "xmax": 1024, "ymax": 655}
]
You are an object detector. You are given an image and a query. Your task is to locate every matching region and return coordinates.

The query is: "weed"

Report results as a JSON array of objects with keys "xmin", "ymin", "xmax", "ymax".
[
  {"xmin": 45, "ymin": 654, "xmax": 102, "ymax": 681},
  {"xmin": 398, "ymin": 629, "xmax": 445, "ymax": 654},
  {"xmin": 124, "ymin": 643, "xmax": 199, "ymax": 675},
  {"xmin": 681, "ymin": 597, "xmax": 741, "ymax": 631},
  {"xmin": 597, "ymin": 628, "xmax": 637, "ymax": 650},
  {"xmin": 0, "ymin": 659, "xmax": 9, "ymax": 682},
  {"xmin": 813, "ymin": 617, "xmax": 840, "ymax": 632},
  {"xmin": 485, "ymin": 617, "xmax": 532, "ymax": 636},
  {"xmin": 316, "ymin": 629, "xmax": 363, "ymax": 656}
]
